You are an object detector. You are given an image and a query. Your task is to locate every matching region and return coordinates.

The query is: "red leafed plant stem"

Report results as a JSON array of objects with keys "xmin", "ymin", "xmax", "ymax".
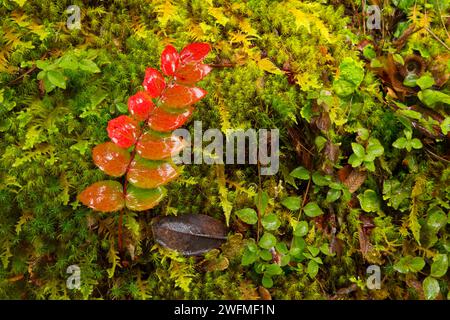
[{"xmin": 78, "ymin": 43, "xmax": 212, "ymax": 241}]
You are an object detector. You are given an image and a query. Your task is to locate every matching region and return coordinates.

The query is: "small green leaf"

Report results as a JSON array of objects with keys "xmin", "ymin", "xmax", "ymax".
[
  {"xmin": 290, "ymin": 166, "xmax": 310, "ymax": 180},
  {"xmin": 416, "ymin": 75, "xmax": 435, "ymax": 90},
  {"xmin": 47, "ymin": 70, "xmax": 66, "ymax": 89},
  {"xmin": 303, "ymin": 202, "xmax": 323, "ymax": 217},
  {"xmin": 423, "ymin": 277, "xmax": 440, "ymax": 300},
  {"xmin": 79, "ymin": 59, "xmax": 101, "ymax": 73},
  {"xmin": 259, "ymin": 233, "xmax": 277, "ymax": 249},
  {"xmin": 262, "ymin": 275, "xmax": 273, "ymax": 288},
  {"xmin": 393, "ymin": 137, "xmax": 407, "ymax": 149},
  {"xmin": 326, "ymin": 189, "xmax": 341, "ymax": 203},
  {"xmin": 261, "ymin": 213, "xmax": 281, "ymax": 231},
  {"xmin": 294, "ymin": 221, "xmax": 308, "ymax": 237},
  {"xmin": 235, "ymin": 208, "xmax": 258, "ymax": 225},
  {"xmin": 357, "ymin": 189, "xmax": 380, "ymax": 212},
  {"xmin": 265, "ymin": 263, "xmax": 283, "ymax": 276},
  {"xmin": 418, "ymin": 89, "xmax": 450, "ymax": 108},
  {"xmin": 260, "ymin": 249, "xmax": 273, "ymax": 261},
  {"xmin": 410, "ymin": 138, "xmax": 422, "ymax": 149},
  {"xmin": 281, "ymin": 196, "xmax": 301, "ymax": 211},
  {"xmin": 351, "ymin": 143, "xmax": 365, "ymax": 158},
  {"xmin": 430, "ymin": 254, "xmax": 448, "ymax": 278},
  {"xmin": 307, "ymin": 260, "xmax": 319, "ymax": 278},
  {"xmin": 312, "ymin": 172, "xmax": 331, "ymax": 186}
]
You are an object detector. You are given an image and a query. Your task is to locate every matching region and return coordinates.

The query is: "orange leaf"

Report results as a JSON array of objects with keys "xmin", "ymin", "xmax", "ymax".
[{"xmin": 92, "ymin": 142, "xmax": 131, "ymax": 177}]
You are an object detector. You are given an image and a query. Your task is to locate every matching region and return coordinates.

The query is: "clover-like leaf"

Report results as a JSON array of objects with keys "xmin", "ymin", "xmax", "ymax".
[
  {"xmin": 128, "ymin": 91, "xmax": 155, "ymax": 121},
  {"xmin": 125, "ymin": 184, "xmax": 166, "ymax": 211},
  {"xmin": 127, "ymin": 156, "xmax": 179, "ymax": 189},
  {"xmin": 92, "ymin": 142, "xmax": 131, "ymax": 177},
  {"xmin": 78, "ymin": 180, "xmax": 125, "ymax": 212},
  {"xmin": 107, "ymin": 115, "xmax": 140, "ymax": 148},
  {"xmin": 136, "ymin": 131, "xmax": 186, "ymax": 160},
  {"xmin": 142, "ymin": 67, "xmax": 166, "ymax": 98}
]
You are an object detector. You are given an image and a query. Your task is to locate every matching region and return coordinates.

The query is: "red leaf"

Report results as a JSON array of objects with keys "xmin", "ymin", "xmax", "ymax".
[
  {"xmin": 78, "ymin": 181, "xmax": 125, "ymax": 212},
  {"xmin": 128, "ymin": 91, "xmax": 155, "ymax": 121},
  {"xmin": 125, "ymin": 184, "xmax": 166, "ymax": 211},
  {"xmin": 136, "ymin": 131, "xmax": 186, "ymax": 160},
  {"xmin": 142, "ymin": 68, "xmax": 166, "ymax": 98},
  {"xmin": 180, "ymin": 43, "xmax": 211, "ymax": 64},
  {"xmin": 92, "ymin": 142, "xmax": 131, "ymax": 177},
  {"xmin": 147, "ymin": 107, "xmax": 194, "ymax": 132},
  {"xmin": 127, "ymin": 156, "xmax": 179, "ymax": 189},
  {"xmin": 107, "ymin": 115, "xmax": 140, "ymax": 148},
  {"xmin": 160, "ymin": 84, "xmax": 206, "ymax": 109},
  {"xmin": 174, "ymin": 63, "xmax": 212, "ymax": 85},
  {"xmin": 161, "ymin": 45, "xmax": 179, "ymax": 76}
]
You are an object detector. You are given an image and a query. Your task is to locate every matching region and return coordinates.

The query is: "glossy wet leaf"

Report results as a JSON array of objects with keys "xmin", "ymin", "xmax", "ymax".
[
  {"xmin": 78, "ymin": 180, "xmax": 124, "ymax": 212},
  {"xmin": 174, "ymin": 63, "xmax": 212, "ymax": 85},
  {"xmin": 142, "ymin": 67, "xmax": 166, "ymax": 98},
  {"xmin": 151, "ymin": 214, "xmax": 227, "ymax": 256},
  {"xmin": 135, "ymin": 131, "xmax": 186, "ymax": 160},
  {"xmin": 303, "ymin": 202, "xmax": 324, "ymax": 217},
  {"xmin": 159, "ymin": 84, "xmax": 207, "ymax": 109},
  {"xmin": 125, "ymin": 184, "xmax": 166, "ymax": 211},
  {"xmin": 107, "ymin": 115, "xmax": 140, "ymax": 148},
  {"xmin": 235, "ymin": 208, "xmax": 258, "ymax": 225},
  {"xmin": 281, "ymin": 196, "xmax": 301, "ymax": 211},
  {"xmin": 289, "ymin": 166, "xmax": 310, "ymax": 180},
  {"xmin": 423, "ymin": 276, "xmax": 440, "ymax": 300},
  {"xmin": 430, "ymin": 254, "xmax": 448, "ymax": 278},
  {"xmin": 92, "ymin": 142, "xmax": 131, "ymax": 177},
  {"xmin": 127, "ymin": 156, "xmax": 179, "ymax": 189},
  {"xmin": 147, "ymin": 106, "xmax": 194, "ymax": 132},
  {"xmin": 128, "ymin": 91, "xmax": 155, "ymax": 121},
  {"xmin": 261, "ymin": 213, "xmax": 281, "ymax": 231},
  {"xmin": 294, "ymin": 221, "xmax": 309, "ymax": 237},
  {"xmin": 259, "ymin": 233, "xmax": 276, "ymax": 249},
  {"xmin": 357, "ymin": 189, "xmax": 380, "ymax": 212},
  {"xmin": 179, "ymin": 43, "xmax": 211, "ymax": 64},
  {"xmin": 161, "ymin": 45, "xmax": 179, "ymax": 76}
]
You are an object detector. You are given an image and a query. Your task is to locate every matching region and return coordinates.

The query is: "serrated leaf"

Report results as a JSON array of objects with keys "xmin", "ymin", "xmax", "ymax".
[
  {"xmin": 174, "ymin": 63, "xmax": 212, "ymax": 85},
  {"xmin": 78, "ymin": 180, "xmax": 124, "ymax": 212},
  {"xmin": 92, "ymin": 142, "xmax": 131, "ymax": 177}
]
